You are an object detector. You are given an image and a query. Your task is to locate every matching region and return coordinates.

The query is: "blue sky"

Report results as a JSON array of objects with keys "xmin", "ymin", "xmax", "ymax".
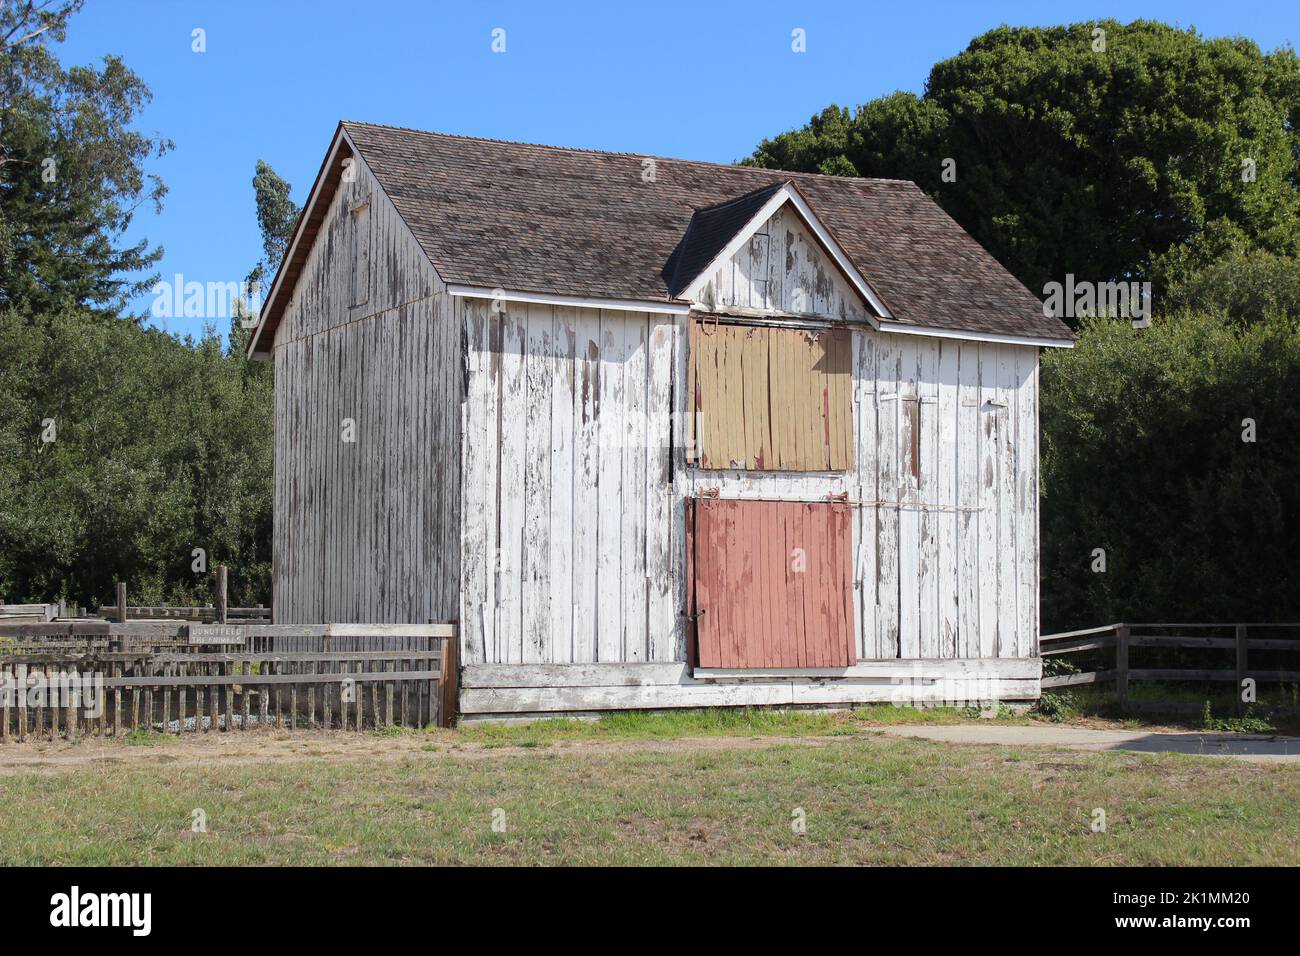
[{"xmin": 54, "ymin": 0, "xmax": 1298, "ymax": 338}]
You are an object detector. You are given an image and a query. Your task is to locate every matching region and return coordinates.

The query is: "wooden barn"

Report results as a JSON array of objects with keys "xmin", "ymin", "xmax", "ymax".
[{"xmin": 245, "ymin": 121, "xmax": 1074, "ymax": 719}]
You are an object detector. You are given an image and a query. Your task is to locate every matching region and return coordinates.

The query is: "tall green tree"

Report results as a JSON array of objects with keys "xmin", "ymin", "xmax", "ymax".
[
  {"xmin": 243, "ymin": 159, "xmax": 299, "ymax": 307},
  {"xmin": 0, "ymin": 0, "xmax": 171, "ymax": 317},
  {"xmin": 749, "ymin": 20, "xmax": 1300, "ymax": 306}
]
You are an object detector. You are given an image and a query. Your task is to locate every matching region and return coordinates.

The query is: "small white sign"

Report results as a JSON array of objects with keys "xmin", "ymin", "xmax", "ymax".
[{"xmin": 185, "ymin": 624, "xmax": 248, "ymax": 645}]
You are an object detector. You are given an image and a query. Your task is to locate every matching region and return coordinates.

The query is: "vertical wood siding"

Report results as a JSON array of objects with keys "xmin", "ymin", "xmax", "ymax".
[
  {"xmin": 852, "ymin": 336, "xmax": 1039, "ymax": 661},
  {"xmin": 460, "ymin": 303, "xmax": 682, "ymax": 666},
  {"xmin": 271, "ymin": 154, "xmax": 462, "ymax": 625}
]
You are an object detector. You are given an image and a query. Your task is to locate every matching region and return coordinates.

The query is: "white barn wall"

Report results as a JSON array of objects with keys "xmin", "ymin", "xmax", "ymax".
[
  {"xmin": 459, "ymin": 300, "xmax": 683, "ymax": 668},
  {"xmin": 458, "ymin": 304, "xmax": 1041, "ymax": 706}
]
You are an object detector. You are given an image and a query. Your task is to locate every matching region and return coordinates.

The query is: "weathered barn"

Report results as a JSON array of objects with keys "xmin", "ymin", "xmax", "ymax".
[{"xmin": 246, "ymin": 121, "xmax": 1073, "ymax": 718}]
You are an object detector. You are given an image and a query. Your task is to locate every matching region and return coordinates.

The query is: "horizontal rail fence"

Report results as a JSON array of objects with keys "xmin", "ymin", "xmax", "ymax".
[
  {"xmin": 86, "ymin": 606, "xmax": 273, "ymax": 624},
  {"xmin": 0, "ymin": 623, "xmax": 457, "ymax": 740},
  {"xmin": 1040, "ymin": 623, "xmax": 1300, "ymax": 714}
]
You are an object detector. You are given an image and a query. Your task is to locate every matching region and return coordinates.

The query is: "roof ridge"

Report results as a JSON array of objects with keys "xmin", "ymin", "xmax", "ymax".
[{"xmin": 339, "ymin": 120, "xmax": 917, "ymax": 188}]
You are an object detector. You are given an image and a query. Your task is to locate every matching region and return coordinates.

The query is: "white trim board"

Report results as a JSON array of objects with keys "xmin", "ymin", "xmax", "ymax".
[
  {"xmin": 695, "ymin": 658, "xmax": 1041, "ymax": 681},
  {"xmin": 878, "ymin": 321, "xmax": 1073, "ymax": 349},
  {"xmin": 676, "ymin": 183, "xmax": 892, "ymax": 325},
  {"xmin": 460, "ymin": 676, "xmax": 1042, "ymax": 715},
  {"xmin": 447, "ymin": 284, "xmax": 689, "ymax": 316}
]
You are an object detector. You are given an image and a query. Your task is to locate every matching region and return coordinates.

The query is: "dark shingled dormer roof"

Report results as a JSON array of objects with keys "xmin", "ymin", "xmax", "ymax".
[
  {"xmin": 253, "ymin": 121, "xmax": 1074, "ymax": 352},
  {"xmin": 664, "ymin": 181, "xmax": 788, "ymax": 298}
]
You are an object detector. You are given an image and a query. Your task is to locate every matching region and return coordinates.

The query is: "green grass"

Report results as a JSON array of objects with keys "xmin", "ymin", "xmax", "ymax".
[
  {"xmin": 447, "ymin": 704, "xmax": 1021, "ymax": 748},
  {"xmin": 123, "ymin": 727, "xmax": 175, "ymax": 747},
  {"xmin": 3, "ymin": 734, "xmax": 1296, "ymax": 865}
]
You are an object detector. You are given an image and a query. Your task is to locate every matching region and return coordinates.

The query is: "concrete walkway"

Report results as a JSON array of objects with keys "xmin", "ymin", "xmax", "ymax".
[{"xmin": 879, "ymin": 724, "xmax": 1300, "ymax": 764}]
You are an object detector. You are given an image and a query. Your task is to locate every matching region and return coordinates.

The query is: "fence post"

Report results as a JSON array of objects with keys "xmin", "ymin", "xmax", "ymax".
[
  {"xmin": 1115, "ymin": 624, "xmax": 1130, "ymax": 714},
  {"xmin": 115, "ymin": 581, "xmax": 127, "ymax": 625},
  {"xmin": 215, "ymin": 565, "xmax": 228, "ymax": 625},
  {"xmin": 439, "ymin": 629, "xmax": 459, "ymax": 728},
  {"xmin": 1235, "ymin": 624, "xmax": 1248, "ymax": 716}
]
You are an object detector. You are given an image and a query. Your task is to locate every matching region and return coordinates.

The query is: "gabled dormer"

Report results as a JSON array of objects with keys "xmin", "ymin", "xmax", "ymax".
[{"xmin": 666, "ymin": 181, "xmax": 893, "ymax": 324}]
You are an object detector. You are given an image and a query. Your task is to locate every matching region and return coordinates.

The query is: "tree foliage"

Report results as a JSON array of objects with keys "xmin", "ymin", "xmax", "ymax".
[
  {"xmin": 749, "ymin": 20, "xmax": 1300, "ymax": 305},
  {"xmin": 245, "ymin": 159, "xmax": 298, "ymax": 295},
  {"xmin": 1040, "ymin": 252, "xmax": 1300, "ymax": 629},
  {"xmin": 0, "ymin": 307, "xmax": 273, "ymax": 607},
  {"xmin": 0, "ymin": 0, "xmax": 171, "ymax": 317}
]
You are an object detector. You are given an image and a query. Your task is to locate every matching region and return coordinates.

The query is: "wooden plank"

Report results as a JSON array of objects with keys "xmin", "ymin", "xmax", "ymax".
[
  {"xmin": 916, "ymin": 339, "xmax": 939, "ymax": 659},
  {"xmin": 1129, "ymin": 635, "xmax": 1299, "ymax": 651},
  {"xmin": 460, "ymin": 670, "xmax": 1040, "ymax": 715},
  {"xmin": 827, "ymin": 329, "xmax": 853, "ymax": 469},
  {"xmin": 976, "ymin": 343, "xmax": 999, "ymax": 659},
  {"xmin": 572, "ymin": 307, "xmax": 601, "ymax": 662},
  {"xmin": 645, "ymin": 320, "xmax": 674, "ymax": 662},
  {"xmin": 595, "ymin": 309, "xmax": 626, "ymax": 662},
  {"xmin": 1115, "ymin": 624, "xmax": 1130, "ymax": 712},
  {"xmin": 1235, "ymin": 624, "xmax": 1248, "ymax": 716},
  {"xmin": 1041, "ymin": 623, "xmax": 1123, "ymax": 642},
  {"xmin": 100, "ymin": 669, "xmax": 444, "ymax": 688},
  {"xmin": 522, "ymin": 302, "xmax": 553, "ymax": 664},
  {"xmin": 996, "ymin": 345, "xmax": 1018, "ymax": 656},
  {"xmin": 548, "ymin": 306, "xmax": 577, "ymax": 662},
  {"xmin": 1040, "ymin": 636, "xmax": 1116, "ymax": 655},
  {"xmin": 621, "ymin": 313, "xmax": 649, "ymax": 662},
  {"xmin": 854, "ymin": 330, "xmax": 878, "ymax": 658},
  {"xmin": 1041, "ymin": 670, "xmax": 1117, "ymax": 688},
  {"xmin": 496, "ymin": 304, "xmax": 528, "ymax": 664},
  {"xmin": 740, "ymin": 325, "xmax": 768, "ymax": 468},
  {"xmin": 875, "ymin": 334, "xmax": 900, "ymax": 659},
  {"xmin": 936, "ymin": 339, "xmax": 960, "ymax": 658},
  {"xmin": 460, "ymin": 299, "xmax": 491, "ymax": 664},
  {"xmin": 718, "ymin": 325, "xmax": 745, "ymax": 468},
  {"xmin": 697, "ymin": 657, "xmax": 1042, "ymax": 679},
  {"xmin": 686, "ymin": 317, "xmax": 699, "ymax": 463},
  {"xmin": 897, "ymin": 339, "xmax": 920, "ymax": 659},
  {"xmin": 684, "ymin": 497, "xmax": 696, "ymax": 666},
  {"xmin": 1015, "ymin": 349, "xmax": 1039, "ymax": 655}
]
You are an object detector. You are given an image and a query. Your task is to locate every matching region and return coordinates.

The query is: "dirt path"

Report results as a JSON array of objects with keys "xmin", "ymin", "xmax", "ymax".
[
  {"xmin": 878, "ymin": 724, "xmax": 1300, "ymax": 763},
  {"xmin": 0, "ymin": 730, "xmax": 849, "ymax": 774}
]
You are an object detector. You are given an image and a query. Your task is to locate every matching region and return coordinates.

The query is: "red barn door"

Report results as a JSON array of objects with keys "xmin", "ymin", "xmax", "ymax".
[{"xmin": 687, "ymin": 498, "xmax": 855, "ymax": 669}]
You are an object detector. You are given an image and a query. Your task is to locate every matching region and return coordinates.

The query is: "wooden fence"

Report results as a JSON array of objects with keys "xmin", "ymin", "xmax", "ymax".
[
  {"xmin": 1, "ymin": 568, "xmax": 271, "ymax": 625},
  {"xmin": 1040, "ymin": 623, "xmax": 1300, "ymax": 714},
  {"xmin": 0, "ymin": 622, "xmax": 458, "ymax": 740}
]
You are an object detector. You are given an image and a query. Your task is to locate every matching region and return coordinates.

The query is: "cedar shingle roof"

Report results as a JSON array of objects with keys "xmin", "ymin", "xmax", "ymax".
[{"xmin": 325, "ymin": 122, "xmax": 1072, "ymax": 342}]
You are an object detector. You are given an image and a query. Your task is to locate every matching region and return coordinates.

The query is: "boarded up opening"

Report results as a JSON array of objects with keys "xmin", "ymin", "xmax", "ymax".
[
  {"xmin": 687, "ymin": 320, "xmax": 852, "ymax": 471},
  {"xmin": 687, "ymin": 498, "xmax": 855, "ymax": 669}
]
